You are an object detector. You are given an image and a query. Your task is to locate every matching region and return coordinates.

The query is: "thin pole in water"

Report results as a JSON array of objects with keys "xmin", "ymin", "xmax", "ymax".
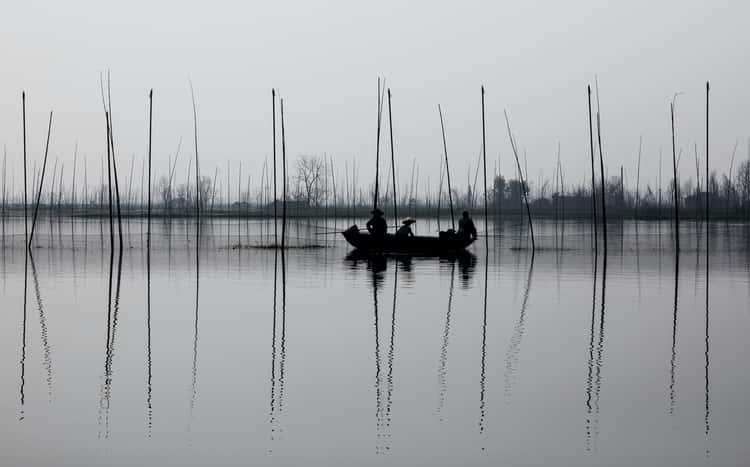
[
  {"xmin": 706, "ymin": 81, "xmax": 710, "ymax": 248},
  {"xmin": 438, "ymin": 105, "xmax": 456, "ymax": 231},
  {"xmin": 595, "ymin": 80, "xmax": 607, "ymax": 256},
  {"xmin": 671, "ymin": 98, "xmax": 679, "ymax": 253},
  {"xmin": 280, "ymin": 97, "xmax": 287, "ymax": 250},
  {"xmin": 388, "ymin": 88, "xmax": 398, "ymax": 229},
  {"xmin": 106, "ymin": 112, "xmax": 114, "ymax": 252},
  {"xmin": 106, "ymin": 76, "xmax": 124, "ymax": 251},
  {"xmin": 22, "ymin": 92, "xmax": 28, "ymax": 251},
  {"xmin": 504, "ymin": 110, "xmax": 535, "ymax": 253},
  {"xmin": 373, "ymin": 78, "xmax": 386, "ymax": 212},
  {"xmin": 147, "ymin": 89, "xmax": 153, "ymax": 257},
  {"xmin": 29, "ymin": 111, "xmax": 53, "ymax": 248},
  {"xmin": 636, "ymin": 136, "xmax": 642, "ymax": 219},
  {"xmin": 387, "ymin": 89, "xmax": 397, "ymax": 229},
  {"xmin": 481, "ymin": 86, "xmax": 489, "ymax": 248},
  {"xmin": 272, "ymin": 89, "xmax": 277, "ymax": 246}
]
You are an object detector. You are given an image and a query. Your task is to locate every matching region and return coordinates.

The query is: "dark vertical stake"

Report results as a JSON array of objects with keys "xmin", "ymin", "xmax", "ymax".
[
  {"xmin": 374, "ymin": 79, "xmax": 380, "ymax": 211},
  {"xmin": 481, "ymin": 86, "xmax": 489, "ymax": 247},
  {"xmin": 107, "ymin": 108, "xmax": 123, "ymax": 251},
  {"xmin": 636, "ymin": 136, "xmax": 642, "ymax": 219},
  {"xmin": 280, "ymin": 98, "xmax": 287, "ymax": 250},
  {"xmin": 705, "ymin": 82, "xmax": 710, "ymax": 244},
  {"xmin": 22, "ymin": 92, "xmax": 28, "ymax": 250},
  {"xmin": 106, "ymin": 113, "xmax": 114, "ymax": 252},
  {"xmin": 191, "ymin": 84, "xmax": 200, "ymax": 220},
  {"xmin": 438, "ymin": 105, "xmax": 456, "ymax": 231},
  {"xmin": 387, "ymin": 89, "xmax": 397, "ymax": 228},
  {"xmin": 596, "ymin": 102, "xmax": 607, "ymax": 256},
  {"xmin": 148, "ymin": 90, "xmax": 153, "ymax": 254},
  {"xmin": 29, "ymin": 111, "xmax": 53, "ymax": 247},
  {"xmin": 671, "ymin": 102, "xmax": 679, "ymax": 253},
  {"xmin": 504, "ymin": 110, "xmax": 535, "ymax": 253},
  {"xmin": 373, "ymin": 78, "xmax": 385, "ymax": 212}
]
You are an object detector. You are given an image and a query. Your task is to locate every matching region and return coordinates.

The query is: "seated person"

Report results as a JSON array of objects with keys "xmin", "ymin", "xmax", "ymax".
[
  {"xmin": 458, "ymin": 210, "xmax": 477, "ymax": 240},
  {"xmin": 396, "ymin": 218, "xmax": 415, "ymax": 237},
  {"xmin": 366, "ymin": 208, "xmax": 387, "ymax": 239}
]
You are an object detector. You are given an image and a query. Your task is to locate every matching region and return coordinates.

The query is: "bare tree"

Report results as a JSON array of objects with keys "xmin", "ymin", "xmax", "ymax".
[{"xmin": 294, "ymin": 155, "xmax": 325, "ymax": 206}]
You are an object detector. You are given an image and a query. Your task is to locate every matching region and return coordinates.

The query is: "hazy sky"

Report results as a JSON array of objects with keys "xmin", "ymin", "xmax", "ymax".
[{"xmin": 1, "ymin": 0, "xmax": 748, "ymax": 197}]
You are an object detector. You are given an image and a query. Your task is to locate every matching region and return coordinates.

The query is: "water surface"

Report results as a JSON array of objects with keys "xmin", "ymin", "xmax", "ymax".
[{"xmin": 1, "ymin": 217, "xmax": 749, "ymax": 466}]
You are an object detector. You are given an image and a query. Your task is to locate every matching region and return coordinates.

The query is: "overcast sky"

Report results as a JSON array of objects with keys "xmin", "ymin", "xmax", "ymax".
[{"xmin": 1, "ymin": 0, "xmax": 748, "ymax": 197}]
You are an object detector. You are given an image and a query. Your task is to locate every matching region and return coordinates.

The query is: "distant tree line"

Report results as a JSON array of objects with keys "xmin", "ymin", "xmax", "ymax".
[{"xmin": 2, "ymin": 152, "xmax": 750, "ymax": 220}]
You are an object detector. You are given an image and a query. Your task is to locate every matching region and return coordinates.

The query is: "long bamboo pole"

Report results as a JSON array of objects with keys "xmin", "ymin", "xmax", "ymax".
[
  {"xmin": 706, "ymin": 82, "xmax": 710, "ymax": 246},
  {"xmin": 22, "ymin": 93, "xmax": 28, "ymax": 250},
  {"xmin": 29, "ymin": 111, "xmax": 53, "ymax": 247},
  {"xmin": 281, "ymin": 98, "xmax": 287, "ymax": 249},
  {"xmin": 106, "ymin": 77, "xmax": 124, "ymax": 251},
  {"xmin": 595, "ymin": 82, "xmax": 607, "ymax": 256},
  {"xmin": 387, "ymin": 89, "xmax": 397, "ymax": 229},
  {"xmin": 438, "ymin": 105, "xmax": 455, "ymax": 231},
  {"xmin": 147, "ymin": 89, "xmax": 153, "ymax": 257},
  {"xmin": 272, "ymin": 89, "xmax": 277, "ymax": 246},
  {"xmin": 636, "ymin": 136, "xmax": 642, "ymax": 219},
  {"xmin": 481, "ymin": 86, "xmax": 488, "ymax": 247},
  {"xmin": 670, "ymin": 101, "xmax": 679, "ymax": 253},
  {"xmin": 190, "ymin": 81, "xmax": 200, "ymax": 241},
  {"xmin": 504, "ymin": 110, "xmax": 535, "ymax": 252},
  {"xmin": 373, "ymin": 79, "xmax": 386, "ymax": 211},
  {"xmin": 106, "ymin": 113, "xmax": 114, "ymax": 252}
]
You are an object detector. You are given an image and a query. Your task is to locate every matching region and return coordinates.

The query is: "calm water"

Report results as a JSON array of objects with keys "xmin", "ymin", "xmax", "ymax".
[{"xmin": 1, "ymin": 217, "xmax": 749, "ymax": 466}]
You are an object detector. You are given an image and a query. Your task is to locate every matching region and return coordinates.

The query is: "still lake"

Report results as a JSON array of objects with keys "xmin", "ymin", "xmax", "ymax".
[{"xmin": 1, "ymin": 217, "xmax": 748, "ymax": 466}]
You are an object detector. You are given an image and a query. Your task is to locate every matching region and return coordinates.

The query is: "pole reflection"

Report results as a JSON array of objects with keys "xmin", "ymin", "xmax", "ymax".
[
  {"xmin": 146, "ymin": 216, "xmax": 153, "ymax": 437},
  {"xmin": 437, "ymin": 261, "xmax": 456, "ymax": 420},
  {"xmin": 268, "ymin": 249, "xmax": 279, "ymax": 449},
  {"xmin": 29, "ymin": 252, "xmax": 53, "ymax": 402},
  {"xmin": 585, "ymin": 252, "xmax": 598, "ymax": 451},
  {"xmin": 669, "ymin": 254, "xmax": 679, "ymax": 415},
  {"xmin": 704, "ymin": 221, "xmax": 711, "ymax": 457},
  {"xmin": 98, "ymin": 247, "xmax": 123, "ymax": 440},
  {"xmin": 503, "ymin": 254, "xmax": 534, "ymax": 399},
  {"xmin": 371, "ymin": 258, "xmax": 384, "ymax": 454},
  {"xmin": 592, "ymin": 254, "xmax": 607, "ymax": 447},
  {"xmin": 19, "ymin": 248, "xmax": 29, "ymax": 421},
  {"xmin": 189, "ymin": 219, "xmax": 200, "ymax": 438},
  {"xmin": 478, "ymin": 248, "xmax": 489, "ymax": 445},
  {"xmin": 383, "ymin": 261, "xmax": 398, "ymax": 453}
]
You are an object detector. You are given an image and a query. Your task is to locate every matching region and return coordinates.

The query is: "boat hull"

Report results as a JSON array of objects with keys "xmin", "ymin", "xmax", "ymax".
[{"xmin": 342, "ymin": 225, "xmax": 474, "ymax": 254}]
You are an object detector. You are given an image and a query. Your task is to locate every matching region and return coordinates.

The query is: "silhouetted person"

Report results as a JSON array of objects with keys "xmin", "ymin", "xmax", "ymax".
[
  {"xmin": 396, "ymin": 218, "xmax": 415, "ymax": 238},
  {"xmin": 366, "ymin": 208, "xmax": 387, "ymax": 239},
  {"xmin": 458, "ymin": 211, "xmax": 477, "ymax": 240}
]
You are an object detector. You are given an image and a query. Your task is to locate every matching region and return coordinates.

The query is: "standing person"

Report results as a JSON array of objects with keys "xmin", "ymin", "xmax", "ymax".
[
  {"xmin": 458, "ymin": 210, "xmax": 477, "ymax": 240},
  {"xmin": 366, "ymin": 208, "xmax": 387, "ymax": 239}
]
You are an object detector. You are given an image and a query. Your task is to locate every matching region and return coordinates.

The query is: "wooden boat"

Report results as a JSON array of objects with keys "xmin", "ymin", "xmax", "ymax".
[{"xmin": 342, "ymin": 225, "xmax": 475, "ymax": 254}]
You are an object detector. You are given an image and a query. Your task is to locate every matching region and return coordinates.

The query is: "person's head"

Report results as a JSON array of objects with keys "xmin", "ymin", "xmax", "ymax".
[
  {"xmin": 462, "ymin": 210, "xmax": 469, "ymax": 218},
  {"xmin": 371, "ymin": 208, "xmax": 384, "ymax": 217}
]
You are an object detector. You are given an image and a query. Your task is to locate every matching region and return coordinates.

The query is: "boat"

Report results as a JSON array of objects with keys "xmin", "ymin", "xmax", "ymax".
[{"xmin": 342, "ymin": 225, "xmax": 475, "ymax": 255}]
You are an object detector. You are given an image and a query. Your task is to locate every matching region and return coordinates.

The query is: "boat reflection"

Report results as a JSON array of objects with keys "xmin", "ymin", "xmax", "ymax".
[{"xmin": 344, "ymin": 250, "xmax": 477, "ymax": 286}]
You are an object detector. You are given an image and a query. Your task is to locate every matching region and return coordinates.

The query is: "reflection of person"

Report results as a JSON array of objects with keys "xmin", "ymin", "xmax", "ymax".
[
  {"xmin": 396, "ymin": 218, "xmax": 415, "ymax": 238},
  {"xmin": 458, "ymin": 211, "xmax": 477, "ymax": 240},
  {"xmin": 366, "ymin": 208, "xmax": 387, "ymax": 239}
]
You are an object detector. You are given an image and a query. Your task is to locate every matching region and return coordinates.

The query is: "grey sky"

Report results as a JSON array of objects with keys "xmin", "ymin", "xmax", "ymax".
[{"xmin": 1, "ymin": 0, "xmax": 748, "ymax": 196}]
